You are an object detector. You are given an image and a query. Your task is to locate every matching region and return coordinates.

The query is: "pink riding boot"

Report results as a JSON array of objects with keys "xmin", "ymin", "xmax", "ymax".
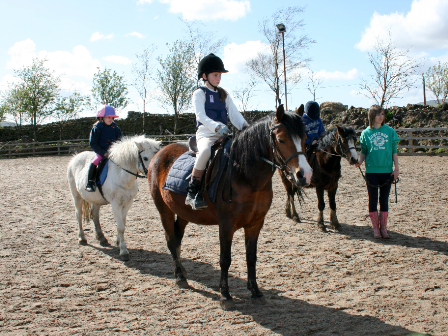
[
  {"xmin": 369, "ymin": 211, "xmax": 381, "ymax": 239},
  {"xmin": 380, "ymin": 211, "xmax": 390, "ymax": 239}
]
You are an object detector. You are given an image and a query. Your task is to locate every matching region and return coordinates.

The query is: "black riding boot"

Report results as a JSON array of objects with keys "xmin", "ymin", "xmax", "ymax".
[
  {"xmin": 185, "ymin": 179, "xmax": 208, "ymax": 210},
  {"xmin": 85, "ymin": 163, "xmax": 97, "ymax": 192}
]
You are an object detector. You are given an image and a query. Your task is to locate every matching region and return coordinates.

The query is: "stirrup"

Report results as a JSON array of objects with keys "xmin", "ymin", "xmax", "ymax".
[{"xmin": 86, "ymin": 182, "xmax": 96, "ymax": 192}]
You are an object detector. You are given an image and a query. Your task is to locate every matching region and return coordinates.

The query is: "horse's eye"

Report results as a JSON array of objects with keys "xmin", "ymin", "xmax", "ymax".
[
  {"xmin": 278, "ymin": 139, "xmax": 285, "ymax": 144},
  {"xmin": 143, "ymin": 157, "xmax": 149, "ymax": 161}
]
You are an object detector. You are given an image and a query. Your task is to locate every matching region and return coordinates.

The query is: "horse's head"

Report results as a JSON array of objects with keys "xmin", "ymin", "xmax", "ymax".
[
  {"xmin": 134, "ymin": 136, "xmax": 162, "ymax": 174},
  {"xmin": 335, "ymin": 125, "xmax": 358, "ymax": 165},
  {"xmin": 272, "ymin": 105, "xmax": 312, "ymax": 186}
]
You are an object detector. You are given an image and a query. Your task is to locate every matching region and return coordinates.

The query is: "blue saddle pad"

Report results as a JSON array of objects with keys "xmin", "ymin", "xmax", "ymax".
[
  {"xmin": 163, "ymin": 140, "xmax": 231, "ymax": 202},
  {"xmin": 97, "ymin": 160, "xmax": 109, "ymax": 186}
]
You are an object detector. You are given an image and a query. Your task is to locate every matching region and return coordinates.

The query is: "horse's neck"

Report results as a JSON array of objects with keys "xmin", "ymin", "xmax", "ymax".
[
  {"xmin": 110, "ymin": 157, "xmax": 139, "ymax": 187},
  {"xmin": 318, "ymin": 147, "xmax": 341, "ymax": 175}
]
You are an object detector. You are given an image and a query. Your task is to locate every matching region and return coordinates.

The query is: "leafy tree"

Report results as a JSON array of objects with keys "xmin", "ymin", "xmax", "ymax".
[
  {"xmin": 13, "ymin": 58, "xmax": 61, "ymax": 140},
  {"xmin": 425, "ymin": 61, "xmax": 448, "ymax": 104},
  {"xmin": 359, "ymin": 32, "xmax": 422, "ymax": 108},
  {"xmin": 246, "ymin": 6, "xmax": 314, "ymax": 107},
  {"xmin": 155, "ymin": 40, "xmax": 196, "ymax": 134},
  {"xmin": 132, "ymin": 45, "xmax": 156, "ymax": 132},
  {"xmin": 54, "ymin": 92, "xmax": 87, "ymax": 140},
  {"xmin": 91, "ymin": 67, "xmax": 130, "ymax": 111},
  {"xmin": 0, "ymin": 86, "xmax": 26, "ymax": 130}
]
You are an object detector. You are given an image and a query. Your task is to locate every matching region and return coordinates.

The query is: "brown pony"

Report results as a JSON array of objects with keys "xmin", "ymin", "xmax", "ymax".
[
  {"xmin": 280, "ymin": 125, "xmax": 358, "ymax": 232},
  {"xmin": 148, "ymin": 105, "xmax": 312, "ymax": 309}
]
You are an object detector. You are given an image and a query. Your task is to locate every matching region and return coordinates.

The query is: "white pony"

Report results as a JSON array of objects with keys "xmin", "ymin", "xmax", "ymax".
[{"xmin": 67, "ymin": 135, "xmax": 161, "ymax": 261}]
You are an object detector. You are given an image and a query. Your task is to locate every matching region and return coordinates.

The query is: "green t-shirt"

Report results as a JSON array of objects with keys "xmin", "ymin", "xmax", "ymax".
[{"xmin": 360, "ymin": 124, "xmax": 399, "ymax": 173}]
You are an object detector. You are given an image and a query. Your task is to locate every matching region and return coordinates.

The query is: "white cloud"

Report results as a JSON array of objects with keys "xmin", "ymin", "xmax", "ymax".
[
  {"xmin": 314, "ymin": 68, "xmax": 359, "ymax": 81},
  {"xmin": 103, "ymin": 55, "xmax": 132, "ymax": 65},
  {"xmin": 155, "ymin": 0, "xmax": 250, "ymax": 21},
  {"xmin": 90, "ymin": 32, "xmax": 114, "ymax": 42},
  {"xmin": 4, "ymin": 39, "xmax": 101, "ymax": 95},
  {"xmin": 356, "ymin": 0, "xmax": 448, "ymax": 51},
  {"xmin": 126, "ymin": 32, "xmax": 145, "ymax": 38},
  {"xmin": 223, "ymin": 41, "xmax": 270, "ymax": 73}
]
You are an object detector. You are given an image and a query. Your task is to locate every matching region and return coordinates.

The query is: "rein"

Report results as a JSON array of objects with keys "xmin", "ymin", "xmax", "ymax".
[
  {"xmin": 358, "ymin": 167, "xmax": 399, "ymax": 203},
  {"xmin": 109, "ymin": 150, "xmax": 148, "ymax": 179}
]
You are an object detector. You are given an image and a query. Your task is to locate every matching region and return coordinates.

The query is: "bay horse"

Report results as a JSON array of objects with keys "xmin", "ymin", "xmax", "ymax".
[
  {"xmin": 148, "ymin": 105, "xmax": 312, "ymax": 309},
  {"xmin": 67, "ymin": 135, "xmax": 160, "ymax": 261},
  {"xmin": 281, "ymin": 125, "xmax": 358, "ymax": 232}
]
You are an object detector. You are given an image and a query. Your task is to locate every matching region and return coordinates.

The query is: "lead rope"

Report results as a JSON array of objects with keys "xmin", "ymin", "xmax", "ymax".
[{"xmin": 358, "ymin": 167, "xmax": 399, "ymax": 203}]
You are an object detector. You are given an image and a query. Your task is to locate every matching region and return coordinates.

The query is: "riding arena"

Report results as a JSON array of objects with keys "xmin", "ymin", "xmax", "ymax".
[{"xmin": 0, "ymin": 145, "xmax": 446, "ymax": 335}]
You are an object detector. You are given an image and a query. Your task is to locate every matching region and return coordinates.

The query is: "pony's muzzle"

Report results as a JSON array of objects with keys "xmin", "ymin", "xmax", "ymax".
[
  {"xmin": 294, "ymin": 168, "xmax": 309, "ymax": 187},
  {"xmin": 350, "ymin": 157, "xmax": 358, "ymax": 165}
]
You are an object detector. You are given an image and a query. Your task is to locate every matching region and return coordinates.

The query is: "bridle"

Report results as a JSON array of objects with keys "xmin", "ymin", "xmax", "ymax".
[
  {"xmin": 109, "ymin": 149, "xmax": 148, "ymax": 179},
  {"xmin": 318, "ymin": 133, "xmax": 356, "ymax": 160},
  {"xmin": 262, "ymin": 123, "xmax": 307, "ymax": 182}
]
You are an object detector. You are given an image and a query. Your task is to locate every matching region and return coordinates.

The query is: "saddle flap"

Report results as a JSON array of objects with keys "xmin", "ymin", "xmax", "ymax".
[
  {"xmin": 204, "ymin": 136, "xmax": 229, "ymax": 188},
  {"xmin": 188, "ymin": 136, "xmax": 198, "ymax": 154}
]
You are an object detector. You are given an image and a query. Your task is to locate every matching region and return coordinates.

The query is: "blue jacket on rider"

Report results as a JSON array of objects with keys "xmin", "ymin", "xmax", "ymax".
[
  {"xmin": 89, "ymin": 121, "xmax": 122, "ymax": 156},
  {"xmin": 302, "ymin": 101, "xmax": 325, "ymax": 146}
]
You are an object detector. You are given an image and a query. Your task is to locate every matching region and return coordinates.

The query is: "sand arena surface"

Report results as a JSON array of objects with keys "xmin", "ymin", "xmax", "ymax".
[{"xmin": 0, "ymin": 155, "xmax": 447, "ymax": 335}]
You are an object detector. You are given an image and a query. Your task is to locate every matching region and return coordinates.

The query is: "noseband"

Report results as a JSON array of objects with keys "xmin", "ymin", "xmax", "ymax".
[
  {"xmin": 262, "ymin": 123, "xmax": 306, "ymax": 180},
  {"xmin": 319, "ymin": 133, "xmax": 356, "ymax": 159}
]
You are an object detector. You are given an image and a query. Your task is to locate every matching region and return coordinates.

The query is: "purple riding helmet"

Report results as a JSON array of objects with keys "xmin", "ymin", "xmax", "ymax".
[{"xmin": 97, "ymin": 105, "xmax": 119, "ymax": 118}]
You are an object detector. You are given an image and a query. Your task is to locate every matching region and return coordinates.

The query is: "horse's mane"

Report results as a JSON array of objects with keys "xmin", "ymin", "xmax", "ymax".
[
  {"xmin": 231, "ymin": 112, "xmax": 305, "ymax": 179},
  {"xmin": 109, "ymin": 135, "xmax": 160, "ymax": 168},
  {"xmin": 317, "ymin": 126, "xmax": 357, "ymax": 151}
]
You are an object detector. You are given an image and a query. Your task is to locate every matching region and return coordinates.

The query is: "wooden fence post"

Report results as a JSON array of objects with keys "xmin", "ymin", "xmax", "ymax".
[{"xmin": 408, "ymin": 131, "xmax": 415, "ymax": 153}]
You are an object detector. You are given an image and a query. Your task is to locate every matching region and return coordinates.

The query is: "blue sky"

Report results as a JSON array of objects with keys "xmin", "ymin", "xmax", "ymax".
[{"xmin": 1, "ymin": 0, "xmax": 448, "ymax": 121}]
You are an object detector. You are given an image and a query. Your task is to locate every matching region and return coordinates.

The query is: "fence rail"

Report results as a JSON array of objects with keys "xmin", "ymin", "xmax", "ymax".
[{"xmin": 1, "ymin": 128, "xmax": 447, "ymax": 159}]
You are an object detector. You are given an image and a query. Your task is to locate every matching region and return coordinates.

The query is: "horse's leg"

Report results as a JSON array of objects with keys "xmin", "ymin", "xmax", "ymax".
[
  {"xmin": 244, "ymin": 224, "xmax": 267, "ymax": 304},
  {"xmin": 92, "ymin": 204, "xmax": 109, "ymax": 247},
  {"xmin": 290, "ymin": 187, "xmax": 301, "ymax": 223},
  {"xmin": 219, "ymin": 222, "xmax": 235, "ymax": 310},
  {"xmin": 74, "ymin": 196, "xmax": 87, "ymax": 245},
  {"xmin": 328, "ymin": 187, "xmax": 341, "ymax": 231},
  {"xmin": 316, "ymin": 186, "xmax": 327, "ymax": 232},
  {"xmin": 111, "ymin": 201, "xmax": 130, "ymax": 261}
]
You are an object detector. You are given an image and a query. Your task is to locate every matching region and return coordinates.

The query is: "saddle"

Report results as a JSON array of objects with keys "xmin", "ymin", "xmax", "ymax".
[
  {"xmin": 163, "ymin": 136, "xmax": 231, "ymax": 202},
  {"xmin": 188, "ymin": 135, "xmax": 229, "ymax": 189}
]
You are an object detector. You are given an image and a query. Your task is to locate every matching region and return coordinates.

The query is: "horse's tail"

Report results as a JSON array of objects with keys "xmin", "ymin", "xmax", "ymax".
[{"xmin": 81, "ymin": 200, "xmax": 93, "ymax": 224}]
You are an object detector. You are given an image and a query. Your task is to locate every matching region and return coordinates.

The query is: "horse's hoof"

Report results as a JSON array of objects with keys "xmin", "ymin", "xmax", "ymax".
[
  {"xmin": 220, "ymin": 298, "xmax": 235, "ymax": 310},
  {"xmin": 319, "ymin": 225, "xmax": 327, "ymax": 232},
  {"xmin": 120, "ymin": 253, "xmax": 130, "ymax": 262},
  {"xmin": 79, "ymin": 239, "xmax": 87, "ymax": 245},
  {"xmin": 100, "ymin": 239, "xmax": 110, "ymax": 247},
  {"xmin": 175, "ymin": 279, "xmax": 189, "ymax": 289},
  {"xmin": 292, "ymin": 216, "xmax": 301, "ymax": 223},
  {"xmin": 331, "ymin": 224, "xmax": 341, "ymax": 232},
  {"xmin": 251, "ymin": 295, "xmax": 267, "ymax": 305}
]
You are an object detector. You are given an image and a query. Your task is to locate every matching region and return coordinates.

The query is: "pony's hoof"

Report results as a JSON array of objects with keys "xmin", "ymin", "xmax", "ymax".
[
  {"xmin": 292, "ymin": 215, "xmax": 301, "ymax": 223},
  {"xmin": 251, "ymin": 295, "xmax": 267, "ymax": 305},
  {"xmin": 100, "ymin": 239, "xmax": 110, "ymax": 247},
  {"xmin": 220, "ymin": 298, "xmax": 235, "ymax": 310},
  {"xmin": 331, "ymin": 223, "xmax": 341, "ymax": 232},
  {"xmin": 79, "ymin": 239, "xmax": 87, "ymax": 245},
  {"xmin": 176, "ymin": 279, "xmax": 189, "ymax": 289},
  {"xmin": 120, "ymin": 253, "xmax": 130, "ymax": 261},
  {"xmin": 319, "ymin": 225, "xmax": 327, "ymax": 233}
]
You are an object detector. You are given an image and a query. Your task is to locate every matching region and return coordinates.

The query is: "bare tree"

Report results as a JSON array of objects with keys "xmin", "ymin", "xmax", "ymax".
[
  {"xmin": 359, "ymin": 32, "xmax": 422, "ymax": 108},
  {"xmin": 246, "ymin": 6, "xmax": 314, "ymax": 107},
  {"xmin": 425, "ymin": 61, "xmax": 448, "ymax": 104},
  {"xmin": 155, "ymin": 40, "xmax": 196, "ymax": 134},
  {"xmin": 180, "ymin": 19, "xmax": 227, "ymax": 74},
  {"xmin": 307, "ymin": 69, "xmax": 324, "ymax": 101},
  {"xmin": 231, "ymin": 79, "xmax": 258, "ymax": 122},
  {"xmin": 132, "ymin": 45, "xmax": 156, "ymax": 132}
]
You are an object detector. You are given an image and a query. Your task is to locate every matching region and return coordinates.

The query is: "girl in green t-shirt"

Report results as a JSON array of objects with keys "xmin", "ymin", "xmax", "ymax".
[{"xmin": 355, "ymin": 105, "xmax": 400, "ymax": 239}]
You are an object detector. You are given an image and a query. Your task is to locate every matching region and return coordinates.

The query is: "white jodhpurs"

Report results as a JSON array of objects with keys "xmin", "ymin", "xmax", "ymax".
[{"xmin": 194, "ymin": 135, "xmax": 221, "ymax": 170}]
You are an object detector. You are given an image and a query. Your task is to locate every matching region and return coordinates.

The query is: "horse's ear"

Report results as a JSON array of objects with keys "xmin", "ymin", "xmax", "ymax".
[
  {"xmin": 275, "ymin": 104, "xmax": 285, "ymax": 123},
  {"xmin": 336, "ymin": 125, "xmax": 346, "ymax": 137},
  {"xmin": 135, "ymin": 141, "xmax": 144, "ymax": 151},
  {"xmin": 296, "ymin": 104, "xmax": 304, "ymax": 117}
]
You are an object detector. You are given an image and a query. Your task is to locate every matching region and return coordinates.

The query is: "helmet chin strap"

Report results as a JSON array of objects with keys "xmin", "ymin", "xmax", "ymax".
[{"xmin": 204, "ymin": 74, "xmax": 218, "ymax": 91}]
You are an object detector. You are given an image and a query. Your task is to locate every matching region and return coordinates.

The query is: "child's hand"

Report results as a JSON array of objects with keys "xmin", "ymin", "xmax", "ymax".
[
  {"xmin": 354, "ymin": 161, "xmax": 361, "ymax": 168},
  {"xmin": 215, "ymin": 125, "xmax": 229, "ymax": 136}
]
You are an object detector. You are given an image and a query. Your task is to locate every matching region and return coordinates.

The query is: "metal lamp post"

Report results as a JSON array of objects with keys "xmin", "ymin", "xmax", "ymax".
[{"xmin": 276, "ymin": 23, "xmax": 287, "ymax": 110}]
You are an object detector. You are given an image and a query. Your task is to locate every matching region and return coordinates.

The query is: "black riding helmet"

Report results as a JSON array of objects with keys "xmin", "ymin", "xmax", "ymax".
[{"xmin": 197, "ymin": 53, "xmax": 228, "ymax": 80}]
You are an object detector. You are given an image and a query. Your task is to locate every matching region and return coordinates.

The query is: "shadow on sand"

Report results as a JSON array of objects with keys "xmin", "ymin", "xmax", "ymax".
[{"xmin": 93, "ymin": 244, "xmax": 425, "ymax": 336}]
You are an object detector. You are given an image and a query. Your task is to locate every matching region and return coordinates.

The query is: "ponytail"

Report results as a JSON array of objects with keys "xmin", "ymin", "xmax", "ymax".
[{"xmin": 217, "ymin": 87, "xmax": 228, "ymax": 102}]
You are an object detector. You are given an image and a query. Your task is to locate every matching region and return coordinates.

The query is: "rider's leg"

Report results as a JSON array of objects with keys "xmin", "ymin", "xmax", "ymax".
[{"xmin": 86, "ymin": 154, "xmax": 103, "ymax": 192}]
